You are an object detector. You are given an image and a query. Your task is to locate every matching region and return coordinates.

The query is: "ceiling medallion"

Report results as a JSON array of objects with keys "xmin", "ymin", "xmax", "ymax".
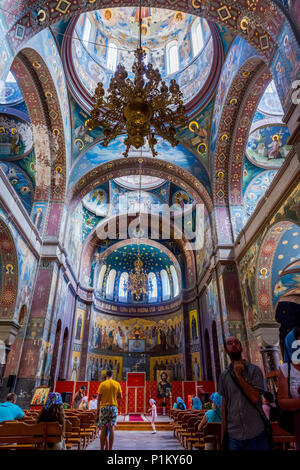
[{"xmin": 85, "ymin": 1, "xmax": 188, "ymax": 158}]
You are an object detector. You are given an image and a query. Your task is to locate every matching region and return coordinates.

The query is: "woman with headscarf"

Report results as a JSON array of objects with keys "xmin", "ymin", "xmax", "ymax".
[
  {"xmin": 278, "ymin": 327, "xmax": 300, "ymax": 450},
  {"xmin": 198, "ymin": 392, "xmax": 222, "ymax": 432},
  {"xmin": 173, "ymin": 397, "xmax": 186, "ymax": 410},
  {"xmin": 148, "ymin": 398, "xmax": 157, "ymax": 434},
  {"xmin": 36, "ymin": 392, "xmax": 66, "ymax": 450}
]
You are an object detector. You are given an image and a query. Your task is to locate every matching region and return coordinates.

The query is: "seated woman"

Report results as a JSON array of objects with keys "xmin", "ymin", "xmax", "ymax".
[
  {"xmin": 173, "ymin": 397, "xmax": 186, "ymax": 410},
  {"xmin": 198, "ymin": 392, "xmax": 222, "ymax": 432},
  {"xmin": 191, "ymin": 394, "xmax": 202, "ymax": 410},
  {"xmin": 36, "ymin": 392, "xmax": 66, "ymax": 450}
]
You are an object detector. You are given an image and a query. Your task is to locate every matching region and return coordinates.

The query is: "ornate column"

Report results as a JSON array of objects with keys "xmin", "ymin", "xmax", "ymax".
[{"xmin": 252, "ymin": 323, "xmax": 281, "ymax": 372}]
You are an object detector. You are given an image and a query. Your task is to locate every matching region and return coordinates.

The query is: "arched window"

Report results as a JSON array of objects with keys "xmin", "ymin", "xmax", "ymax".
[
  {"xmin": 167, "ymin": 40, "xmax": 179, "ymax": 75},
  {"xmin": 106, "ymin": 269, "xmax": 116, "ymax": 300},
  {"xmin": 106, "ymin": 42, "xmax": 118, "ymax": 72},
  {"xmin": 170, "ymin": 265, "xmax": 179, "ymax": 297},
  {"xmin": 118, "ymin": 272, "xmax": 129, "ymax": 302},
  {"xmin": 82, "ymin": 16, "xmax": 91, "ymax": 48},
  {"xmin": 191, "ymin": 18, "xmax": 203, "ymax": 57},
  {"xmin": 148, "ymin": 272, "xmax": 158, "ymax": 302},
  {"xmin": 160, "ymin": 269, "xmax": 170, "ymax": 301},
  {"xmin": 97, "ymin": 265, "xmax": 107, "ymax": 292}
]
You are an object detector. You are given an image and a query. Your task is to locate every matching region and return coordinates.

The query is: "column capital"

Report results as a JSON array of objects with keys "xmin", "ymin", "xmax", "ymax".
[{"xmin": 251, "ymin": 322, "xmax": 280, "ymax": 347}]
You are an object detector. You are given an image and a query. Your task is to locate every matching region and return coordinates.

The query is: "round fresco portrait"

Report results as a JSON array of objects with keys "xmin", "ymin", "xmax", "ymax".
[{"xmin": 246, "ymin": 124, "xmax": 292, "ymax": 169}]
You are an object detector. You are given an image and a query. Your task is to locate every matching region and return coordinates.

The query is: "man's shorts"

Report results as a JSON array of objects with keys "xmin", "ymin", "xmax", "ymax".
[{"xmin": 99, "ymin": 406, "xmax": 118, "ymax": 427}]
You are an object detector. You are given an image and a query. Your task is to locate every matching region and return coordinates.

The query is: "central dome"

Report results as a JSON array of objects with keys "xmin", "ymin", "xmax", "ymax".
[{"xmin": 63, "ymin": 7, "xmax": 220, "ymax": 114}]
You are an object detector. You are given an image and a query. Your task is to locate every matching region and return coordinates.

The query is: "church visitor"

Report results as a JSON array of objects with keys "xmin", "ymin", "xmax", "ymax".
[
  {"xmin": 89, "ymin": 394, "xmax": 98, "ymax": 410},
  {"xmin": 148, "ymin": 398, "xmax": 157, "ymax": 434},
  {"xmin": 218, "ymin": 336, "xmax": 269, "ymax": 450},
  {"xmin": 198, "ymin": 392, "xmax": 222, "ymax": 432},
  {"xmin": 173, "ymin": 396, "xmax": 186, "ymax": 410},
  {"xmin": 262, "ymin": 391, "xmax": 279, "ymax": 422},
  {"xmin": 73, "ymin": 386, "xmax": 86, "ymax": 409},
  {"xmin": 79, "ymin": 395, "xmax": 89, "ymax": 410},
  {"xmin": 0, "ymin": 393, "xmax": 24, "ymax": 423},
  {"xmin": 278, "ymin": 327, "xmax": 300, "ymax": 450},
  {"xmin": 97, "ymin": 369, "xmax": 122, "ymax": 450},
  {"xmin": 36, "ymin": 392, "xmax": 66, "ymax": 450},
  {"xmin": 191, "ymin": 393, "xmax": 202, "ymax": 410}
]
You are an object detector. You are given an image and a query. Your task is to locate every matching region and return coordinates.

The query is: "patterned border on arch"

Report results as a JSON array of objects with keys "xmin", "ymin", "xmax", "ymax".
[
  {"xmin": 256, "ymin": 220, "xmax": 294, "ymax": 323},
  {"xmin": 68, "ymin": 157, "xmax": 214, "ymax": 212},
  {"xmin": 6, "ymin": 0, "xmax": 284, "ymax": 63},
  {"xmin": 212, "ymin": 57, "xmax": 264, "ymax": 206},
  {"xmin": 229, "ymin": 67, "xmax": 272, "ymax": 205},
  {"xmin": 0, "ymin": 218, "xmax": 18, "ymax": 319}
]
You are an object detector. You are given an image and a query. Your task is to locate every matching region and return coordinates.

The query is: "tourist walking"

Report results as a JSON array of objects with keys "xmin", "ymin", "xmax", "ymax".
[{"xmin": 97, "ymin": 369, "xmax": 122, "ymax": 450}]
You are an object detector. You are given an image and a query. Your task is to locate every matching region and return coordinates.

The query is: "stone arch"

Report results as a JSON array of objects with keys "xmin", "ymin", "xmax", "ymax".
[
  {"xmin": 256, "ymin": 220, "xmax": 300, "ymax": 324},
  {"xmin": 0, "ymin": 217, "xmax": 18, "ymax": 319},
  {"xmin": 79, "ymin": 213, "xmax": 197, "ymax": 291},
  {"xmin": 5, "ymin": 1, "xmax": 297, "ymax": 69},
  {"xmin": 10, "ymin": 48, "xmax": 67, "ymax": 237},
  {"xmin": 67, "ymin": 156, "xmax": 213, "ymax": 212}
]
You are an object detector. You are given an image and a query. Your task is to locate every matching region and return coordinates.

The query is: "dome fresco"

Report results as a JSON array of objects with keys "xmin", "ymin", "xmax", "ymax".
[{"xmin": 69, "ymin": 8, "xmax": 214, "ymax": 109}]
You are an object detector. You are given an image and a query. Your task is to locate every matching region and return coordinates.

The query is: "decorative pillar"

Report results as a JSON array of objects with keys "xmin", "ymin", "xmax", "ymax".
[{"xmin": 252, "ymin": 323, "xmax": 281, "ymax": 394}]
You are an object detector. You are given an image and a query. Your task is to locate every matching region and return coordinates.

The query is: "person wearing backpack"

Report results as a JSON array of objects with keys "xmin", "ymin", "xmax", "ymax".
[
  {"xmin": 262, "ymin": 392, "xmax": 280, "ymax": 422},
  {"xmin": 278, "ymin": 327, "xmax": 300, "ymax": 450},
  {"xmin": 174, "ymin": 397, "xmax": 186, "ymax": 410}
]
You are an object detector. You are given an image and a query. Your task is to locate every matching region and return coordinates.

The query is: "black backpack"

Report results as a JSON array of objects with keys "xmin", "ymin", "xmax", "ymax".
[
  {"xmin": 177, "ymin": 402, "xmax": 185, "ymax": 410},
  {"xmin": 267, "ymin": 404, "xmax": 281, "ymax": 422}
]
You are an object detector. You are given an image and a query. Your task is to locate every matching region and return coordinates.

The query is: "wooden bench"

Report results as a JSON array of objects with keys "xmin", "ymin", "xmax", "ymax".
[
  {"xmin": 0, "ymin": 421, "xmax": 63, "ymax": 450},
  {"xmin": 272, "ymin": 422, "xmax": 295, "ymax": 450}
]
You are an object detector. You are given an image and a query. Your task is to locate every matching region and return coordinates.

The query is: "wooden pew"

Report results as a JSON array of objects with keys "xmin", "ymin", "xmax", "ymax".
[
  {"xmin": 0, "ymin": 421, "xmax": 63, "ymax": 450},
  {"xmin": 272, "ymin": 422, "xmax": 295, "ymax": 450}
]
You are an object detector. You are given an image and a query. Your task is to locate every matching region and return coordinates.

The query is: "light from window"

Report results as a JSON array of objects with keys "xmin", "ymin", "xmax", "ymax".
[
  {"xmin": 161, "ymin": 269, "xmax": 171, "ymax": 301},
  {"xmin": 6, "ymin": 71, "xmax": 16, "ymax": 83},
  {"xmin": 106, "ymin": 269, "xmax": 116, "ymax": 300},
  {"xmin": 170, "ymin": 265, "xmax": 179, "ymax": 297},
  {"xmin": 97, "ymin": 265, "xmax": 107, "ymax": 292},
  {"xmin": 118, "ymin": 272, "xmax": 129, "ymax": 302},
  {"xmin": 106, "ymin": 42, "xmax": 118, "ymax": 71},
  {"xmin": 191, "ymin": 18, "xmax": 204, "ymax": 57},
  {"xmin": 167, "ymin": 41, "xmax": 179, "ymax": 75},
  {"xmin": 82, "ymin": 17, "xmax": 91, "ymax": 48},
  {"xmin": 148, "ymin": 272, "xmax": 158, "ymax": 302}
]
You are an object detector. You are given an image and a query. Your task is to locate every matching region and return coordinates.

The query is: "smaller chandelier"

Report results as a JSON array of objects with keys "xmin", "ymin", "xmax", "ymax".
[
  {"xmin": 127, "ymin": 256, "xmax": 148, "ymax": 301},
  {"xmin": 85, "ymin": 4, "xmax": 188, "ymax": 158}
]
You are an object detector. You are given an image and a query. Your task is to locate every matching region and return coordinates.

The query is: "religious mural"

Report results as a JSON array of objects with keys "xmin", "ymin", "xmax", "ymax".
[
  {"xmin": 246, "ymin": 125, "xmax": 291, "ymax": 168},
  {"xmin": 82, "ymin": 184, "xmax": 108, "ymax": 216},
  {"xmin": 0, "ymin": 114, "xmax": 33, "ymax": 158},
  {"xmin": 70, "ymin": 351, "xmax": 81, "ymax": 381},
  {"xmin": 150, "ymin": 353, "xmax": 184, "ymax": 381},
  {"xmin": 86, "ymin": 354, "xmax": 122, "ymax": 382},
  {"xmin": 64, "ymin": 202, "xmax": 83, "ymax": 277},
  {"xmin": 89, "ymin": 310, "xmax": 184, "ymax": 355},
  {"xmin": 0, "ymin": 162, "xmax": 33, "ymax": 213},
  {"xmin": 189, "ymin": 309, "xmax": 199, "ymax": 345},
  {"xmin": 74, "ymin": 308, "xmax": 85, "ymax": 343},
  {"xmin": 191, "ymin": 352, "xmax": 201, "ymax": 381},
  {"xmin": 244, "ymin": 170, "xmax": 277, "ymax": 220}
]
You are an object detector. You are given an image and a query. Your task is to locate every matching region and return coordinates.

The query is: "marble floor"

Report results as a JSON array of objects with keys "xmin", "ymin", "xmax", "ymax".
[{"xmin": 86, "ymin": 431, "xmax": 183, "ymax": 451}]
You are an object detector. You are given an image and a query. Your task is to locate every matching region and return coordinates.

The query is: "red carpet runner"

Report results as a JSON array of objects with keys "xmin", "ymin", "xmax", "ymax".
[{"xmin": 128, "ymin": 414, "xmax": 144, "ymax": 422}]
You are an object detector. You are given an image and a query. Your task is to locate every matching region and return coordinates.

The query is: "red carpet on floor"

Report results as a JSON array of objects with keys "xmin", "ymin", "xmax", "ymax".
[{"xmin": 129, "ymin": 414, "xmax": 144, "ymax": 422}]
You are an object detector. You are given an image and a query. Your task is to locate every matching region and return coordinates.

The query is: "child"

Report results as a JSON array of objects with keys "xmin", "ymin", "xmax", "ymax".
[{"xmin": 148, "ymin": 398, "xmax": 157, "ymax": 434}]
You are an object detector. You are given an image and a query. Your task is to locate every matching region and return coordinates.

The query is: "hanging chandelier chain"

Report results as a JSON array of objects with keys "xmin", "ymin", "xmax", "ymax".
[{"xmin": 85, "ymin": 3, "xmax": 188, "ymax": 158}]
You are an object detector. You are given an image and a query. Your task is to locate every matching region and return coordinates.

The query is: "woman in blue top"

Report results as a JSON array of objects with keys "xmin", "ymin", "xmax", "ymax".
[
  {"xmin": 198, "ymin": 392, "xmax": 222, "ymax": 432},
  {"xmin": 173, "ymin": 397, "xmax": 186, "ymax": 410}
]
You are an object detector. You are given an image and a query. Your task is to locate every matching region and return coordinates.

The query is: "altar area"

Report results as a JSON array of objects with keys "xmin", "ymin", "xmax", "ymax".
[{"xmin": 54, "ymin": 373, "xmax": 215, "ymax": 415}]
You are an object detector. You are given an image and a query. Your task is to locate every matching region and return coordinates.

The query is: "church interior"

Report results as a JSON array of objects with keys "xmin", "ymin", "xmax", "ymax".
[{"xmin": 0, "ymin": 0, "xmax": 300, "ymax": 450}]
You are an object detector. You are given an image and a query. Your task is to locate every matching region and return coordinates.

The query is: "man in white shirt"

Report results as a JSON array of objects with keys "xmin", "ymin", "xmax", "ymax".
[{"xmin": 89, "ymin": 394, "xmax": 98, "ymax": 410}]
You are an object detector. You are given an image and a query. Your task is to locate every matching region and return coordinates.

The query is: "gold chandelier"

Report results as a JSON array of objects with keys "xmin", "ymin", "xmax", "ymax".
[
  {"xmin": 127, "ymin": 254, "xmax": 148, "ymax": 301},
  {"xmin": 85, "ymin": 2, "xmax": 188, "ymax": 158}
]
